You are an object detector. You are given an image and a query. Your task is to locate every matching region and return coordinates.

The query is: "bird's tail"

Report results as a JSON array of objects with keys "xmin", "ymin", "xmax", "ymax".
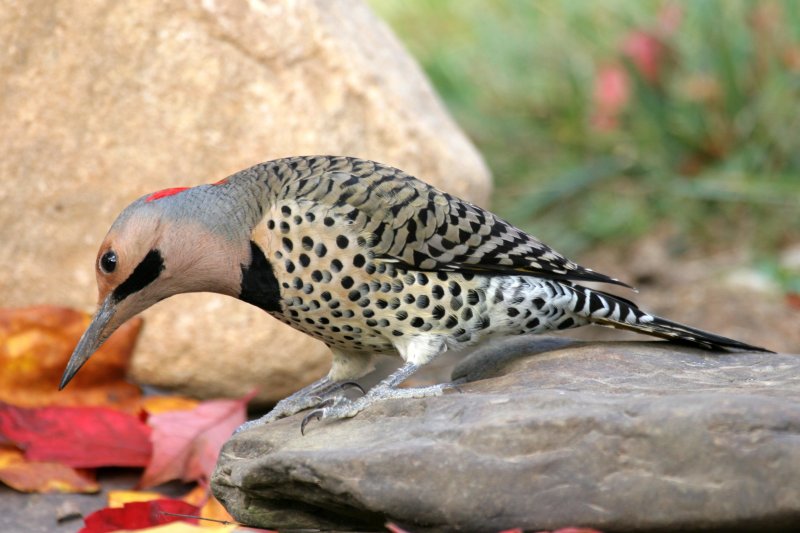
[{"xmin": 569, "ymin": 284, "xmax": 773, "ymax": 353}]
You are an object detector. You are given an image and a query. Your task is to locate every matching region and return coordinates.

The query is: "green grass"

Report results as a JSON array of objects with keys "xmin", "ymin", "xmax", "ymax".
[{"xmin": 369, "ymin": 0, "xmax": 800, "ymax": 264}]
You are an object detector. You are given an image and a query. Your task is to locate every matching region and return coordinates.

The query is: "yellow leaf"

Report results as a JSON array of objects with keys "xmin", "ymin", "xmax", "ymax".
[
  {"xmin": 114, "ymin": 524, "xmax": 238, "ymax": 533},
  {"xmin": 107, "ymin": 489, "xmax": 165, "ymax": 507}
]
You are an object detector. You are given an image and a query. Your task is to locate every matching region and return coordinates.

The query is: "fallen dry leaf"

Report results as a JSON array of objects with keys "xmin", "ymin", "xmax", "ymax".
[
  {"xmin": 0, "ymin": 403, "xmax": 152, "ymax": 468},
  {"xmin": 108, "ymin": 489, "xmax": 166, "ymax": 508},
  {"xmin": 139, "ymin": 394, "xmax": 253, "ymax": 488},
  {"xmin": 109, "ymin": 486, "xmax": 235, "ymax": 530},
  {"xmin": 0, "ymin": 306, "xmax": 142, "ymax": 410},
  {"xmin": 196, "ymin": 496, "xmax": 235, "ymax": 529},
  {"xmin": 181, "ymin": 485, "xmax": 209, "ymax": 507},
  {"xmin": 182, "ymin": 485, "xmax": 235, "ymax": 529},
  {"xmin": 114, "ymin": 524, "xmax": 238, "ymax": 533},
  {"xmin": 140, "ymin": 396, "xmax": 201, "ymax": 416},
  {"xmin": 80, "ymin": 499, "xmax": 199, "ymax": 533},
  {"xmin": 181, "ymin": 485, "xmax": 236, "ymax": 529},
  {"xmin": 0, "ymin": 444, "xmax": 99, "ymax": 493}
]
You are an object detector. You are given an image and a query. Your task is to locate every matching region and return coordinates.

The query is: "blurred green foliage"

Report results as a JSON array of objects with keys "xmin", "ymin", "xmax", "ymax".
[{"xmin": 369, "ymin": 0, "xmax": 800, "ymax": 259}]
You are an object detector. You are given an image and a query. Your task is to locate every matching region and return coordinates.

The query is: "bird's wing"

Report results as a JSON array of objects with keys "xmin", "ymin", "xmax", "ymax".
[
  {"xmin": 370, "ymin": 185, "xmax": 631, "ymax": 287},
  {"xmin": 286, "ymin": 157, "xmax": 631, "ymax": 288}
]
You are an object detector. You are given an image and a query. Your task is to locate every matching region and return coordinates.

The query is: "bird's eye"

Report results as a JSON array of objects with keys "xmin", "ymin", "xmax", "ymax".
[{"xmin": 99, "ymin": 250, "xmax": 117, "ymax": 274}]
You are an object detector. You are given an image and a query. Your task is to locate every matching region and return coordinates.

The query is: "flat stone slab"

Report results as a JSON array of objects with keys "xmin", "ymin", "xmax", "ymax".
[{"xmin": 212, "ymin": 338, "xmax": 800, "ymax": 531}]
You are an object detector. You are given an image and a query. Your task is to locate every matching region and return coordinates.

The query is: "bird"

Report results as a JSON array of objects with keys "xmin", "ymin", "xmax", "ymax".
[{"xmin": 59, "ymin": 155, "xmax": 771, "ymax": 433}]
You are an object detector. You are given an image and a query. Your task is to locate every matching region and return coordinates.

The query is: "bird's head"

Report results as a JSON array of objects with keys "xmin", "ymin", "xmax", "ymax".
[{"xmin": 59, "ymin": 185, "xmax": 252, "ymax": 389}]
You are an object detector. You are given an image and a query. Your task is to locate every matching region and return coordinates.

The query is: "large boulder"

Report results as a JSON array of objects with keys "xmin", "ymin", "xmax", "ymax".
[
  {"xmin": 0, "ymin": 0, "xmax": 491, "ymax": 403},
  {"xmin": 212, "ymin": 338, "xmax": 800, "ymax": 531}
]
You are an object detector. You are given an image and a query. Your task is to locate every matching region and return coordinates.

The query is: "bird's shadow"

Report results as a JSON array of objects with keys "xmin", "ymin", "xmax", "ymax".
[{"xmin": 451, "ymin": 335, "xmax": 583, "ymax": 384}]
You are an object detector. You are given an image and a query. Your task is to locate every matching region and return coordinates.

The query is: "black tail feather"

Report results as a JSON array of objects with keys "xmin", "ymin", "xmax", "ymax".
[
  {"xmin": 572, "ymin": 285, "xmax": 773, "ymax": 353},
  {"xmin": 595, "ymin": 314, "xmax": 774, "ymax": 353}
]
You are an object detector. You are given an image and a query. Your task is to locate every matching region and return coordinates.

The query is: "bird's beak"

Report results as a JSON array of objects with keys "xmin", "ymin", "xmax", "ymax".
[{"xmin": 59, "ymin": 294, "xmax": 118, "ymax": 390}]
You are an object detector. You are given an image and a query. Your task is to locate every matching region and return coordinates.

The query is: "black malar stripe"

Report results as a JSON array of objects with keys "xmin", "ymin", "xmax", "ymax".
[{"xmin": 112, "ymin": 249, "xmax": 165, "ymax": 303}]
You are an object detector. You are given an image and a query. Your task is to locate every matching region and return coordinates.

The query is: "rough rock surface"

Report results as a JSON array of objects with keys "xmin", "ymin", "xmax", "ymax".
[
  {"xmin": 0, "ymin": 0, "xmax": 491, "ymax": 403},
  {"xmin": 212, "ymin": 338, "xmax": 800, "ymax": 531}
]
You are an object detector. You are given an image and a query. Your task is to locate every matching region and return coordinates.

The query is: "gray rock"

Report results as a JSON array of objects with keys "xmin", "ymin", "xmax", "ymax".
[{"xmin": 212, "ymin": 338, "xmax": 800, "ymax": 531}]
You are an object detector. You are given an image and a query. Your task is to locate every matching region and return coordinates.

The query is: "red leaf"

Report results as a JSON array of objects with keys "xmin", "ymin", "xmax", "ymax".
[
  {"xmin": 139, "ymin": 393, "xmax": 253, "ymax": 488},
  {"xmin": 0, "ymin": 403, "xmax": 152, "ymax": 468},
  {"xmin": 80, "ymin": 498, "xmax": 199, "ymax": 533}
]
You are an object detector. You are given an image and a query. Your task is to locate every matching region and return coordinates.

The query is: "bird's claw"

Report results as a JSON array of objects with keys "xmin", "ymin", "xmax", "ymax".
[
  {"xmin": 300, "ymin": 411, "xmax": 321, "ymax": 435},
  {"xmin": 300, "ymin": 398, "xmax": 336, "ymax": 435},
  {"xmin": 332, "ymin": 380, "xmax": 366, "ymax": 396}
]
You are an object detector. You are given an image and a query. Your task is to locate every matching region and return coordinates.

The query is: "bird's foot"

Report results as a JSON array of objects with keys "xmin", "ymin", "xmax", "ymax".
[
  {"xmin": 233, "ymin": 379, "xmax": 364, "ymax": 435},
  {"xmin": 300, "ymin": 382, "xmax": 454, "ymax": 434}
]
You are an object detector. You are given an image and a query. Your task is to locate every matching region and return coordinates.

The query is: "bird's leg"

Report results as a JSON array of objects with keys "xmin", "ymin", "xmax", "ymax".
[
  {"xmin": 300, "ymin": 360, "xmax": 453, "ymax": 433},
  {"xmin": 234, "ymin": 376, "xmax": 363, "ymax": 434}
]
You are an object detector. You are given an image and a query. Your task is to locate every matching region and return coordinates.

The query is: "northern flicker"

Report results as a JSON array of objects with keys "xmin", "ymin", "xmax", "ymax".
[{"xmin": 59, "ymin": 156, "xmax": 771, "ymax": 432}]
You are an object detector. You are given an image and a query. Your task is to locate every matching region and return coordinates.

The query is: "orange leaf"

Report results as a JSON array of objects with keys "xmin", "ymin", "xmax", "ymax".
[
  {"xmin": 181, "ymin": 485, "xmax": 235, "ymax": 528},
  {"xmin": 181, "ymin": 485, "xmax": 209, "ymax": 507},
  {"xmin": 0, "ymin": 444, "xmax": 99, "ymax": 493},
  {"xmin": 197, "ymin": 496, "xmax": 235, "ymax": 529},
  {"xmin": 0, "ymin": 306, "xmax": 142, "ymax": 411},
  {"xmin": 139, "ymin": 394, "xmax": 253, "ymax": 488},
  {"xmin": 140, "ymin": 396, "xmax": 201, "ymax": 416}
]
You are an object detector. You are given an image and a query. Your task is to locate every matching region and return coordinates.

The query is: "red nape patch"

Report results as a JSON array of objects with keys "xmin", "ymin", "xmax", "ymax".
[
  {"xmin": 211, "ymin": 177, "xmax": 229, "ymax": 186},
  {"xmin": 145, "ymin": 187, "xmax": 189, "ymax": 202}
]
